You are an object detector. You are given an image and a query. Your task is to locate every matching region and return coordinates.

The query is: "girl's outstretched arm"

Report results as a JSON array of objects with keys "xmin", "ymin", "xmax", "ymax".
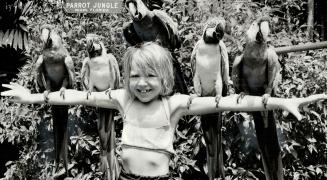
[
  {"xmin": 179, "ymin": 94, "xmax": 327, "ymax": 120},
  {"xmin": 1, "ymin": 83, "xmax": 125, "ymax": 110}
]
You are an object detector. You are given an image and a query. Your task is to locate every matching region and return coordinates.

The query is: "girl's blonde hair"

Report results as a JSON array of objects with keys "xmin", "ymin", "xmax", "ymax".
[{"xmin": 123, "ymin": 42, "xmax": 174, "ymax": 97}]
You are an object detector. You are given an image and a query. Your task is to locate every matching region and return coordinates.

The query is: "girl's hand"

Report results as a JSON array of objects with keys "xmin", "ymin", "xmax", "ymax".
[
  {"xmin": 1, "ymin": 83, "xmax": 33, "ymax": 103},
  {"xmin": 281, "ymin": 94, "xmax": 327, "ymax": 120}
]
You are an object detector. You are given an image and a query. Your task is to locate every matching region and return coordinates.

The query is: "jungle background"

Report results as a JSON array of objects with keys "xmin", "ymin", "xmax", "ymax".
[{"xmin": 1, "ymin": 0, "xmax": 327, "ymax": 179}]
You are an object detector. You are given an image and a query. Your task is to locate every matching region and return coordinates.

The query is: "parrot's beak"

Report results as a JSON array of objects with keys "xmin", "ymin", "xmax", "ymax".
[
  {"xmin": 246, "ymin": 22, "xmax": 259, "ymax": 43},
  {"xmin": 50, "ymin": 31, "xmax": 62, "ymax": 48},
  {"xmin": 41, "ymin": 28, "xmax": 50, "ymax": 44},
  {"xmin": 215, "ymin": 23, "xmax": 225, "ymax": 41},
  {"xmin": 260, "ymin": 21, "xmax": 270, "ymax": 41},
  {"xmin": 86, "ymin": 40, "xmax": 94, "ymax": 52},
  {"xmin": 128, "ymin": 2, "xmax": 142, "ymax": 20},
  {"xmin": 87, "ymin": 40, "xmax": 103, "ymax": 58},
  {"xmin": 127, "ymin": 0, "xmax": 147, "ymax": 21}
]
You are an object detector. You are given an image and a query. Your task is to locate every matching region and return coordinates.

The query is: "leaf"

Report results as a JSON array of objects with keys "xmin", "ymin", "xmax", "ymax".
[
  {"xmin": 176, "ymin": 129, "xmax": 187, "ymax": 139},
  {"xmin": 19, "ymin": 23, "xmax": 28, "ymax": 32},
  {"xmin": 310, "ymin": 110, "xmax": 321, "ymax": 121},
  {"xmin": 17, "ymin": 30, "xmax": 23, "ymax": 50},
  {"xmin": 306, "ymin": 137, "xmax": 317, "ymax": 143},
  {"xmin": 316, "ymin": 167, "xmax": 322, "ymax": 175},
  {"xmin": 293, "ymin": 172, "xmax": 300, "ymax": 180},
  {"xmin": 282, "ymin": 110, "xmax": 289, "ymax": 118},
  {"xmin": 12, "ymin": 30, "xmax": 19, "ymax": 50},
  {"xmin": 307, "ymin": 165, "xmax": 315, "ymax": 172},
  {"xmin": 182, "ymin": 16, "xmax": 189, "ymax": 22},
  {"xmin": 302, "ymin": 105, "xmax": 310, "ymax": 113},
  {"xmin": 192, "ymin": 144, "xmax": 199, "ymax": 155},
  {"xmin": 91, "ymin": 150, "xmax": 99, "ymax": 155},
  {"xmin": 22, "ymin": 1, "xmax": 33, "ymax": 16},
  {"xmin": 0, "ymin": 30, "xmax": 4, "ymax": 44},
  {"xmin": 20, "ymin": 126, "xmax": 27, "ymax": 132},
  {"xmin": 23, "ymin": 31, "xmax": 29, "ymax": 50},
  {"xmin": 4, "ymin": 29, "xmax": 14, "ymax": 46},
  {"xmin": 307, "ymin": 144, "xmax": 317, "ymax": 154},
  {"xmin": 225, "ymin": 148, "xmax": 232, "ymax": 160},
  {"xmin": 289, "ymin": 145, "xmax": 298, "ymax": 159},
  {"xmin": 5, "ymin": 161, "xmax": 13, "ymax": 166}
]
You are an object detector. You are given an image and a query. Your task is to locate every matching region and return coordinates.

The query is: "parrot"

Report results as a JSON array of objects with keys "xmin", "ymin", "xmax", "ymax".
[
  {"xmin": 190, "ymin": 17, "xmax": 229, "ymax": 180},
  {"xmin": 123, "ymin": 0, "xmax": 188, "ymax": 94},
  {"xmin": 34, "ymin": 25, "xmax": 75, "ymax": 176},
  {"xmin": 232, "ymin": 18, "xmax": 283, "ymax": 180},
  {"xmin": 81, "ymin": 34, "xmax": 120, "ymax": 180}
]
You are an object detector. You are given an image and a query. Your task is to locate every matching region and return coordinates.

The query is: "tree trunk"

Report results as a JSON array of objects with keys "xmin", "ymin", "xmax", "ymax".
[{"xmin": 307, "ymin": 0, "xmax": 314, "ymax": 40}]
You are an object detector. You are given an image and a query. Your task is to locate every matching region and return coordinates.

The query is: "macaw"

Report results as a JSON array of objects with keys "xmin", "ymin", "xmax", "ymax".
[
  {"xmin": 81, "ymin": 34, "xmax": 120, "ymax": 180},
  {"xmin": 190, "ymin": 18, "xmax": 229, "ymax": 180},
  {"xmin": 35, "ymin": 25, "xmax": 75, "ymax": 176},
  {"xmin": 232, "ymin": 18, "xmax": 283, "ymax": 180},
  {"xmin": 123, "ymin": 0, "xmax": 188, "ymax": 94}
]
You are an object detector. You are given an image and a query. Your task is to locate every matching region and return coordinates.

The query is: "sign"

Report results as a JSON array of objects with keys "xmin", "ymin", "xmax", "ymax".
[{"xmin": 65, "ymin": 0, "xmax": 123, "ymax": 13}]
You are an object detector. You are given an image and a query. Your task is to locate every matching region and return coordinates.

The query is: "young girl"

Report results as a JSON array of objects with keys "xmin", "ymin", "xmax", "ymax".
[{"xmin": 2, "ymin": 42, "xmax": 326, "ymax": 180}]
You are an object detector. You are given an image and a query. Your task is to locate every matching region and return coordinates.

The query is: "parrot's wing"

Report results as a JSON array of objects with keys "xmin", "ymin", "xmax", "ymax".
[
  {"xmin": 153, "ymin": 10, "xmax": 181, "ymax": 50},
  {"xmin": 81, "ymin": 57, "xmax": 90, "ymax": 91},
  {"xmin": 266, "ymin": 47, "xmax": 281, "ymax": 94},
  {"xmin": 232, "ymin": 54, "xmax": 243, "ymax": 93},
  {"xmin": 190, "ymin": 40, "xmax": 200, "ymax": 76},
  {"xmin": 35, "ymin": 55, "xmax": 45, "ymax": 92},
  {"xmin": 190, "ymin": 40, "xmax": 202, "ymax": 96},
  {"xmin": 123, "ymin": 22, "xmax": 143, "ymax": 46},
  {"xmin": 107, "ymin": 53, "xmax": 121, "ymax": 89},
  {"xmin": 64, "ymin": 55, "xmax": 75, "ymax": 88},
  {"xmin": 219, "ymin": 41, "xmax": 229, "ymax": 86},
  {"xmin": 219, "ymin": 41, "xmax": 229, "ymax": 96}
]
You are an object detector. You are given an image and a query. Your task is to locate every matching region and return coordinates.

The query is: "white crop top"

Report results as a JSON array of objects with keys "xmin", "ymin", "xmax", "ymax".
[{"xmin": 121, "ymin": 97, "xmax": 175, "ymax": 155}]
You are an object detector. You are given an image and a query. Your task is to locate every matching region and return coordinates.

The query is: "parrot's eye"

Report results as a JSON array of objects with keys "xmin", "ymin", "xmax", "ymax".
[
  {"xmin": 130, "ymin": 74, "xmax": 139, "ymax": 78},
  {"xmin": 147, "ymin": 73, "xmax": 156, "ymax": 77}
]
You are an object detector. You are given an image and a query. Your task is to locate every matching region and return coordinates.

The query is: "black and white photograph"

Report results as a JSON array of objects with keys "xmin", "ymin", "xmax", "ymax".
[{"xmin": 0, "ymin": 0, "xmax": 327, "ymax": 179}]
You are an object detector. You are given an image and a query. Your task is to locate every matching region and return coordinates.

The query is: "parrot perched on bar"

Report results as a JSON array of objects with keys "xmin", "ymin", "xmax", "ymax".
[
  {"xmin": 81, "ymin": 34, "xmax": 120, "ymax": 180},
  {"xmin": 232, "ymin": 18, "xmax": 283, "ymax": 180},
  {"xmin": 190, "ymin": 18, "xmax": 229, "ymax": 180},
  {"xmin": 123, "ymin": 0, "xmax": 188, "ymax": 94},
  {"xmin": 34, "ymin": 25, "xmax": 75, "ymax": 176}
]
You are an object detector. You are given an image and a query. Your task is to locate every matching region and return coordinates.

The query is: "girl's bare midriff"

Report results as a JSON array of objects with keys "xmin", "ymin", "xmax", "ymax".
[{"xmin": 121, "ymin": 147, "xmax": 170, "ymax": 177}]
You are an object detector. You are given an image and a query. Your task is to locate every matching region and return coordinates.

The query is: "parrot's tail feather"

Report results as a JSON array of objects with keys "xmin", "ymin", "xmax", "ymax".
[
  {"xmin": 252, "ymin": 111, "xmax": 283, "ymax": 180},
  {"xmin": 172, "ymin": 57, "xmax": 188, "ymax": 94},
  {"xmin": 52, "ymin": 105, "xmax": 69, "ymax": 175},
  {"xmin": 200, "ymin": 113, "xmax": 224, "ymax": 179},
  {"xmin": 98, "ymin": 108, "xmax": 120, "ymax": 180}
]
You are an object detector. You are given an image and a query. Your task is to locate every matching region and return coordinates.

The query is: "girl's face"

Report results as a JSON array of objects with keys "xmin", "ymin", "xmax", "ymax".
[{"xmin": 129, "ymin": 63, "xmax": 162, "ymax": 103}]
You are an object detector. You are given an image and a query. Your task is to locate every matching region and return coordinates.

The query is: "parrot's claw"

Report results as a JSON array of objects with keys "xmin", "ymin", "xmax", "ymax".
[
  {"xmin": 187, "ymin": 94, "xmax": 197, "ymax": 110},
  {"xmin": 237, "ymin": 92, "xmax": 247, "ymax": 104},
  {"xmin": 86, "ymin": 91, "xmax": 92, "ymax": 100},
  {"xmin": 105, "ymin": 88, "xmax": 112, "ymax": 99},
  {"xmin": 262, "ymin": 93, "xmax": 271, "ymax": 109},
  {"xmin": 59, "ymin": 87, "xmax": 66, "ymax": 99},
  {"xmin": 43, "ymin": 90, "xmax": 49, "ymax": 103},
  {"xmin": 215, "ymin": 95, "xmax": 222, "ymax": 108}
]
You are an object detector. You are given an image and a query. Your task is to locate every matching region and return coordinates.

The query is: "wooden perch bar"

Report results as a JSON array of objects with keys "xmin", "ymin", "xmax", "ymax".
[{"xmin": 275, "ymin": 41, "xmax": 327, "ymax": 54}]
